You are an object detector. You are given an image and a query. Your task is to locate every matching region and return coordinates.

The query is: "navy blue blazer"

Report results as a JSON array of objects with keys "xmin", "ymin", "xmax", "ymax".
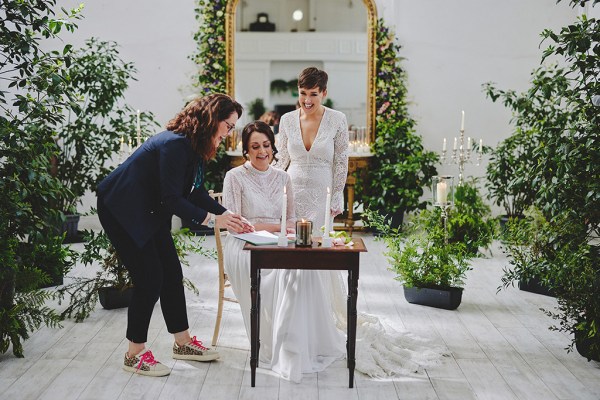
[{"xmin": 97, "ymin": 130, "xmax": 226, "ymax": 248}]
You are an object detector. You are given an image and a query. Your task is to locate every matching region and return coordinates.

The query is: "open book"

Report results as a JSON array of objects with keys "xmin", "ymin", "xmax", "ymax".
[{"xmin": 231, "ymin": 230, "xmax": 291, "ymax": 246}]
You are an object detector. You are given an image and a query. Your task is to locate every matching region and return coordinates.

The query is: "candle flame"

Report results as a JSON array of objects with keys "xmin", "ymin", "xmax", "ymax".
[{"xmin": 301, "ymin": 218, "xmax": 306, "ymax": 223}]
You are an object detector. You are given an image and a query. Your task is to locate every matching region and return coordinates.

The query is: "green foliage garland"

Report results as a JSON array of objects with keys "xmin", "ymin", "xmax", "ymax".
[{"xmin": 191, "ymin": 0, "xmax": 229, "ymax": 191}]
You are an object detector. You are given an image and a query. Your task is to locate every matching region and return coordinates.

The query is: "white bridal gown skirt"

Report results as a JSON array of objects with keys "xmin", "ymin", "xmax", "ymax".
[{"xmin": 223, "ymin": 236, "xmax": 346, "ymax": 382}]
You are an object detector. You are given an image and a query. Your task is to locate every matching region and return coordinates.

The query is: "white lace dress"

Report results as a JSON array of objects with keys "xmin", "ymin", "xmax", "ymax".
[
  {"xmin": 271, "ymin": 108, "xmax": 448, "ymax": 379},
  {"xmin": 222, "ymin": 162, "xmax": 346, "ymax": 383},
  {"xmin": 274, "ymin": 107, "xmax": 349, "ymax": 234}
]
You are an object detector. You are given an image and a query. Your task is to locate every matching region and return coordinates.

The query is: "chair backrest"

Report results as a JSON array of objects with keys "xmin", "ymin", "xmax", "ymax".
[{"xmin": 208, "ymin": 189, "xmax": 226, "ymax": 259}]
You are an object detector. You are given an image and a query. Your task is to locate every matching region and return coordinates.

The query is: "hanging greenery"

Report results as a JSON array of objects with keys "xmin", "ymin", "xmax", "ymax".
[{"xmin": 190, "ymin": 0, "xmax": 229, "ymax": 191}]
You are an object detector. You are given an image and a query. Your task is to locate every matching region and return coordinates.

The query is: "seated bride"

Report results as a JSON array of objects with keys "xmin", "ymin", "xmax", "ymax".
[
  {"xmin": 222, "ymin": 121, "xmax": 446, "ymax": 383},
  {"xmin": 222, "ymin": 121, "xmax": 346, "ymax": 382}
]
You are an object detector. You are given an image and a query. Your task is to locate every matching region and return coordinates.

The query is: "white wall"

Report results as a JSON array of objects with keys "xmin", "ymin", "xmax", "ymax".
[{"xmin": 50, "ymin": 0, "xmax": 584, "ymax": 213}]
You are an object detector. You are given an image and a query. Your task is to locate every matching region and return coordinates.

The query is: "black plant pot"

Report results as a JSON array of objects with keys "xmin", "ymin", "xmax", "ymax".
[
  {"xmin": 98, "ymin": 286, "xmax": 134, "ymax": 310},
  {"xmin": 61, "ymin": 214, "xmax": 86, "ymax": 244},
  {"xmin": 403, "ymin": 285, "xmax": 463, "ymax": 310},
  {"xmin": 575, "ymin": 329, "xmax": 600, "ymax": 362},
  {"xmin": 518, "ymin": 276, "xmax": 555, "ymax": 297}
]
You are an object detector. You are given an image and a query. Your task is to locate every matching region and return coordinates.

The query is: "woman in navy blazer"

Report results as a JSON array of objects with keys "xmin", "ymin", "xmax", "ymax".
[{"xmin": 97, "ymin": 94, "xmax": 253, "ymax": 377}]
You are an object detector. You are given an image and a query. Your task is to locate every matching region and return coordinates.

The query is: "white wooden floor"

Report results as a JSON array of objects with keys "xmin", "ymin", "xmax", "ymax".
[{"xmin": 1, "ymin": 232, "xmax": 600, "ymax": 400}]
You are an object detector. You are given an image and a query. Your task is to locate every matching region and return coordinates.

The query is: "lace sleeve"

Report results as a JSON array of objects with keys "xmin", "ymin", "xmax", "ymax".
[
  {"xmin": 273, "ymin": 124, "xmax": 290, "ymax": 171},
  {"xmin": 222, "ymin": 171, "xmax": 242, "ymax": 215},
  {"xmin": 331, "ymin": 113, "xmax": 349, "ymax": 212}
]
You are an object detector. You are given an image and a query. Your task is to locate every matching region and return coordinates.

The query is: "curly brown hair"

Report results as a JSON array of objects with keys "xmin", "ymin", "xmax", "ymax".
[
  {"xmin": 166, "ymin": 94, "xmax": 243, "ymax": 160},
  {"xmin": 298, "ymin": 67, "xmax": 328, "ymax": 92},
  {"xmin": 241, "ymin": 121, "xmax": 278, "ymax": 163}
]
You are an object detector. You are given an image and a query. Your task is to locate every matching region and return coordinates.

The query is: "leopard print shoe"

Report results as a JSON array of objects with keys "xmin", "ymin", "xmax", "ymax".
[
  {"xmin": 173, "ymin": 336, "xmax": 220, "ymax": 362},
  {"xmin": 123, "ymin": 350, "xmax": 170, "ymax": 377}
]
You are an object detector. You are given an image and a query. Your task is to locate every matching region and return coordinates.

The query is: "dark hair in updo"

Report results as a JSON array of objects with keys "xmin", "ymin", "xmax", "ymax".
[{"xmin": 241, "ymin": 121, "xmax": 278, "ymax": 163}]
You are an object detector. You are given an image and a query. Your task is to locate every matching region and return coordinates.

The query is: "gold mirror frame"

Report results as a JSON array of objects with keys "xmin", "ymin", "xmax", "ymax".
[{"xmin": 225, "ymin": 0, "xmax": 378, "ymax": 140}]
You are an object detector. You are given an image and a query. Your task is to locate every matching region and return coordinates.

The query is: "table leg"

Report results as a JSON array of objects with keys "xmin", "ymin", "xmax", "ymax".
[
  {"xmin": 250, "ymin": 264, "xmax": 259, "ymax": 387},
  {"xmin": 347, "ymin": 265, "xmax": 359, "ymax": 388}
]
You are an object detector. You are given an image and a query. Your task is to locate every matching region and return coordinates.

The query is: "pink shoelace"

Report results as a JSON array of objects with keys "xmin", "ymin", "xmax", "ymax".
[
  {"xmin": 188, "ymin": 336, "xmax": 208, "ymax": 351},
  {"xmin": 137, "ymin": 350, "xmax": 158, "ymax": 370}
]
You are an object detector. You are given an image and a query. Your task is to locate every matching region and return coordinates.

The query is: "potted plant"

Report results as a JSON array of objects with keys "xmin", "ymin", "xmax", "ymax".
[
  {"xmin": 364, "ymin": 205, "xmax": 484, "ymax": 310},
  {"xmin": 247, "ymin": 98, "xmax": 266, "ymax": 121},
  {"xmin": 57, "ymin": 227, "xmax": 216, "ymax": 322},
  {"xmin": 52, "ymin": 38, "xmax": 158, "ymax": 243},
  {"xmin": 495, "ymin": 0, "xmax": 600, "ymax": 360},
  {"xmin": 356, "ymin": 19, "xmax": 438, "ymax": 228}
]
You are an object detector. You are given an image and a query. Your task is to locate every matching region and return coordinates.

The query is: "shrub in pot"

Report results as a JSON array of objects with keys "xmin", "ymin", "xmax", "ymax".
[
  {"xmin": 57, "ymin": 228, "xmax": 216, "ymax": 322},
  {"xmin": 364, "ymin": 206, "xmax": 486, "ymax": 310}
]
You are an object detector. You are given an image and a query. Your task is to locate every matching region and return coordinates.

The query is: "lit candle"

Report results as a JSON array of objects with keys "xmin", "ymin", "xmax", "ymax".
[
  {"xmin": 467, "ymin": 137, "xmax": 471, "ymax": 150},
  {"xmin": 120, "ymin": 136, "xmax": 124, "ymax": 153},
  {"xmin": 280, "ymin": 186, "xmax": 287, "ymax": 236},
  {"xmin": 436, "ymin": 181, "xmax": 448, "ymax": 204},
  {"xmin": 479, "ymin": 139, "xmax": 483, "ymax": 153},
  {"xmin": 442, "ymin": 138, "xmax": 447, "ymax": 152},
  {"xmin": 453, "ymin": 137, "xmax": 457, "ymax": 150},
  {"xmin": 324, "ymin": 187, "xmax": 331, "ymax": 238},
  {"xmin": 128, "ymin": 138, "xmax": 132, "ymax": 154},
  {"xmin": 460, "ymin": 110, "xmax": 465, "ymax": 131},
  {"xmin": 295, "ymin": 219, "xmax": 312, "ymax": 247},
  {"xmin": 136, "ymin": 109, "xmax": 141, "ymax": 147}
]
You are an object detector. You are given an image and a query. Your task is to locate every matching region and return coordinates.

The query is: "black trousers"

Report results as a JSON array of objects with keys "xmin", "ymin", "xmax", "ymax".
[{"xmin": 97, "ymin": 196, "xmax": 189, "ymax": 343}]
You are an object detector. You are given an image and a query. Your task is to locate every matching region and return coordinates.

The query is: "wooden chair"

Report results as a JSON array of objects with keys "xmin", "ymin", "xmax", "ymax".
[{"xmin": 208, "ymin": 190, "xmax": 238, "ymax": 346}]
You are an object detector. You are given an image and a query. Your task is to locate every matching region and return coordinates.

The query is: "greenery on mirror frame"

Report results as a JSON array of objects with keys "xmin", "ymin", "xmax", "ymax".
[
  {"xmin": 54, "ymin": 38, "xmax": 159, "ymax": 215},
  {"xmin": 0, "ymin": 0, "xmax": 84, "ymax": 357},
  {"xmin": 190, "ymin": 0, "xmax": 229, "ymax": 191},
  {"xmin": 363, "ymin": 208, "xmax": 473, "ymax": 290},
  {"xmin": 501, "ymin": 208, "xmax": 599, "ymax": 360},
  {"xmin": 356, "ymin": 19, "xmax": 438, "ymax": 225},
  {"xmin": 57, "ymin": 227, "xmax": 217, "ymax": 323}
]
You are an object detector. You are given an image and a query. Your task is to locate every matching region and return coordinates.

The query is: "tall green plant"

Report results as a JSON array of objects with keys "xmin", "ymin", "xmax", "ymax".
[
  {"xmin": 0, "ymin": 0, "xmax": 83, "ymax": 357},
  {"xmin": 55, "ymin": 38, "xmax": 158, "ymax": 214},
  {"xmin": 357, "ymin": 19, "xmax": 438, "ymax": 220},
  {"xmin": 492, "ymin": 0, "xmax": 600, "ymax": 358}
]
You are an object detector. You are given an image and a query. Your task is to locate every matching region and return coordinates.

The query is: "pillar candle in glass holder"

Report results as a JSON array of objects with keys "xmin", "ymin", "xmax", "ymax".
[
  {"xmin": 436, "ymin": 180, "xmax": 448, "ymax": 204},
  {"xmin": 295, "ymin": 219, "xmax": 312, "ymax": 247}
]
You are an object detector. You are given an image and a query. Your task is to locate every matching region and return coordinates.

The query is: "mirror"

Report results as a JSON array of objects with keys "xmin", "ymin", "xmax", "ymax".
[{"xmin": 225, "ymin": 0, "xmax": 377, "ymax": 141}]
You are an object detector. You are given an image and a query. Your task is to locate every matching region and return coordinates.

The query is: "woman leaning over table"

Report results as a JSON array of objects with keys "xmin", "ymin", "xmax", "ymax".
[{"xmin": 97, "ymin": 94, "xmax": 253, "ymax": 377}]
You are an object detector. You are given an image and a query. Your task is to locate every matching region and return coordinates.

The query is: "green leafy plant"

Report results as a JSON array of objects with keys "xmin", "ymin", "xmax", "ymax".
[
  {"xmin": 247, "ymin": 98, "xmax": 266, "ymax": 121},
  {"xmin": 0, "ymin": 0, "xmax": 83, "ymax": 357},
  {"xmin": 57, "ymin": 227, "xmax": 216, "ymax": 322},
  {"xmin": 356, "ymin": 19, "xmax": 438, "ymax": 224},
  {"xmin": 364, "ymin": 208, "xmax": 472, "ymax": 289},
  {"xmin": 493, "ymin": 0, "xmax": 600, "ymax": 360},
  {"xmin": 54, "ymin": 38, "xmax": 159, "ymax": 215}
]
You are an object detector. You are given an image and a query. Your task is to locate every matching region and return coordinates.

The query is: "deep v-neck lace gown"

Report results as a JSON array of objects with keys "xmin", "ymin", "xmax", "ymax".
[{"xmin": 274, "ymin": 107, "xmax": 349, "ymax": 233}]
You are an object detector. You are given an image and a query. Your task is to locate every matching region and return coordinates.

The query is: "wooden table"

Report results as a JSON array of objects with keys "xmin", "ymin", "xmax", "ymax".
[{"xmin": 244, "ymin": 238, "xmax": 367, "ymax": 388}]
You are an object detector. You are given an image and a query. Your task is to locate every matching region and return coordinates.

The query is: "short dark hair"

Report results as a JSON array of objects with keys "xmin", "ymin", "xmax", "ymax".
[
  {"xmin": 166, "ymin": 94, "xmax": 243, "ymax": 160},
  {"xmin": 298, "ymin": 67, "xmax": 328, "ymax": 92},
  {"xmin": 241, "ymin": 121, "xmax": 278, "ymax": 163}
]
